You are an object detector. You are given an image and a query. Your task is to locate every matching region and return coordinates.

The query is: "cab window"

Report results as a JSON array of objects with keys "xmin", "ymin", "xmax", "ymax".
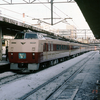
[
  {"xmin": 25, "ymin": 33, "xmax": 38, "ymax": 39},
  {"xmin": 14, "ymin": 33, "xmax": 24, "ymax": 39}
]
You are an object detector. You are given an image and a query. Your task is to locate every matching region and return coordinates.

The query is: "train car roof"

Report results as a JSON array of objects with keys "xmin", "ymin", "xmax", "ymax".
[{"xmin": 15, "ymin": 30, "xmax": 92, "ymax": 46}]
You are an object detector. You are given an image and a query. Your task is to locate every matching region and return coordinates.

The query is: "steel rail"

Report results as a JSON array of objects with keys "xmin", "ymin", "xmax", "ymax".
[
  {"xmin": 0, "ymin": 73, "xmax": 28, "ymax": 86},
  {"xmin": 0, "ymin": 73, "xmax": 17, "ymax": 80},
  {"xmin": 46, "ymin": 52, "xmax": 96, "ymax": 100}
]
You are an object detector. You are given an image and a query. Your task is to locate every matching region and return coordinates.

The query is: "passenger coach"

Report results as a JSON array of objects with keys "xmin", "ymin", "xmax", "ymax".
[{"xmin": 8, "ymin": 31, "xmax": 95, "ymax": 72}]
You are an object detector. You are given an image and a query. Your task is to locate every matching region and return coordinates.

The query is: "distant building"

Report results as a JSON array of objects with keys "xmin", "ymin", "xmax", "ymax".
[
  {"xmin": 55, "ymin": 25, "xmax": 77, "ymax": 39},
  {"xmin": 66, "ymin": 25, "xmax": 76, "ymax": 30}
]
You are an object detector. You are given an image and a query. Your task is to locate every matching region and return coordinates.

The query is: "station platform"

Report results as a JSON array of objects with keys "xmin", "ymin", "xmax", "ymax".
[
  {"xmin": 0, "ymin": 55, "xmax": 10, "ymax": 71},
  {"xmin": 54, "ymin": 51, "xmax": 100, "ymax": 100}
]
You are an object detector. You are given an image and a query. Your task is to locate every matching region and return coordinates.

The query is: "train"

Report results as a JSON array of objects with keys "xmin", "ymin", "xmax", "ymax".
[{"xmin": 8, "ymin": 30, "xmax": 96, "ymax": 72}]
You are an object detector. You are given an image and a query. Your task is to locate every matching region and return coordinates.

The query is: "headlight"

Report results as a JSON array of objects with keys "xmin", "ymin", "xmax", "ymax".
[
  {"xmin": 11, "ymin": 53, "xmax": 13, "ymax": 55},
  {"xmin": 32, "ymin": 53, "xmax": 35, "ymax": 56},
  {"xmin": 19, "ymin": 53, "xmax": 26, "ymax": 59}
]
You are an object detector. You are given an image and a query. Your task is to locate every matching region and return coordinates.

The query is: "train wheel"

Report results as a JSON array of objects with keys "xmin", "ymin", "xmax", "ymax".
[
  {"xmin": 47, "ymin": 62, "xmax": 51, "ymax": 67},
  {"xmin": 53, "ymin": 60, "xmax": 56, "ymax": 65},
  {"xmin": 56, "ymin": 59, "xmax": 59, "ymax": 64},
  {"xmin": 41, "ymin": 64, "xmax": 45, "ymax": 69},
  {"xmin": 50, "ymin": 60, "xmax": 54, "ymax": 66},
  {"xmin": 39, "ymin": 63, "xmax": 44, "ymax": 70},
  {"xmin": 64, "ymin": 57, "xmax": 66, "ymax": 61},
  {"xmin": 30, "ymin": 70, "xmax": 34, "ymax": 73},
  {"xmin": 54, "ymin": 59, "xmax": 58, "ymax": 65},
  {"xmin": 60, "ymin": 58, "xmax": 64, "ymax": 62}
]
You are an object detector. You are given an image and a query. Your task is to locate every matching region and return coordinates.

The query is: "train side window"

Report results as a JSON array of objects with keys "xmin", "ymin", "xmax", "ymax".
[
  {"xmin": 44, "ymin": 43, "xmax": 47, "ymax": 51},
  {"xmin": 66, "ymin": 45, "xmax": 68, "ymax": 50},
  {"xmin": 59, "ymin": 45, "xmax": 61, "ymax": 50},
  {"xmin": 25, "ymin": 33, "xmax": 38, "ymax": 39},
  {"xmin": 15, "ymin": 33, "xmax": 24, "ymax": 39},
  {"xmin": 59, "ymin": 45, "xmax": 60, "ymax": 50},
  {"xmin": 56, "ymin": 45, "xmax": 57, "ymax": 50},
  {"xmin": 60, "ymin": 45, "xmax": 61, "ymax": 50},
  {"xmin": 51, "ymin": 42, "xmax": 53, "ymax": 51},
  {"xmin": 64, "ymin": 45, "xmax": 65, "ymax": 50},
  {"xmin": 58, "ymin": 45, "xmax": 59, "ymax": 50},
  {"xmin": 62, "ymin": 45, "xmax": 63, "ymax": 50},
  {"xmin": 70, "ymin": 45, "xmax": 71, "ymax": 49},
  {"xmin": 48, "ymin": 42, "xmax": 51, "ymax": 51},
  {"xmin": 56, "ymin": 45, "xmax": 59, "ymax": 50},
  {"xmin": 63, "ymin": 45, "xmax": 64, "ymax": 50}
]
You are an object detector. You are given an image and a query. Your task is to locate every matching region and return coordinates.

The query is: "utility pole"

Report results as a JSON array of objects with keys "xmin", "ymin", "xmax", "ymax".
[{"xmin": 51, "ymin": 0, "xmax": 53, "ymax": 25}]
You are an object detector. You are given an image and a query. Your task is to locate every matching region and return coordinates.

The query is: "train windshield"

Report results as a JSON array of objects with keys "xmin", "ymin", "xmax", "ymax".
[
  {"xmin": 25, "ymin": 33, "xmax": 38, "ymax": 39},
  {"xmin": 14, "ymin": 31, "xmax": 45, "ymax": 39},
  {"xmin": 14, "ymin": 32, "xmax": 24, "ymax": 39},
  {"xmin": 14, "ymin": 32, "xmax": 38, "ymax": 39}
]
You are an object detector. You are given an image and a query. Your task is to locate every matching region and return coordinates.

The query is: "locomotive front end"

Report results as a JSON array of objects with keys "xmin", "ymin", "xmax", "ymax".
[{"xmin": 8, "ymin": 31, "xmax": 44, "ymax": 72}]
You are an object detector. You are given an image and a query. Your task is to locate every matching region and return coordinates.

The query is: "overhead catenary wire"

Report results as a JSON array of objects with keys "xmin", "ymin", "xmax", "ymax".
[
  {"xmin": 0, "ymin": 6, "xmax": 22, "ymax": 15},
  {"xmin": 0, "ymin": 12, "xmax": 34, "ymax": 25},
  {"xmin": 53, "ymin": 5, "xmax": 70, "ymax": 18},
  {"xmin": 0, "ymin": 6, "xmax": 56, "ymax": 31},
  {"xmin": 38, "ymin": 0, "xmax": 75, "ymax": 26},
  {"xmin": 0, "ymin": 2, "xmax": 78, "ymax": 28},
  {"xmin": 38, "ymin": 0, "xmax": 62, "ymax": 19},
  {"xmin": 0, "ymin": 6, "xmax": 34, "ymax": 19},
  {"xmin": 53, "ymin": 5, "xmax": 79, "ymax": 28}
]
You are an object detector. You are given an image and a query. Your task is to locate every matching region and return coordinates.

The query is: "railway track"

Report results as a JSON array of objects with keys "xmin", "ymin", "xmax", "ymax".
[
  {"xmin": 0, "ymin": 53, "xmax": 86, "ymax": 87},
  {"xmin": 0, "ymin": 52, "xmax": 89, "ymax": 86},
  {"xmin": 19, "ymin": 52, "xmax": 96, "ymax": 100},
  {"xmin": 0, "ymin": 72, "xmax": 28, "ymax": 86}
]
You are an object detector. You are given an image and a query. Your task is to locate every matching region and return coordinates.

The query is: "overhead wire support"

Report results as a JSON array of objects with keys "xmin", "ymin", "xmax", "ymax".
[
  {"xmin": 23, "ymin": 0, "xmax": 29, "ymax": 3},
  {"xmin": 31, "ymin": 0, "xmax": 36, "ymax": 3},
  {"xmin": 2, "ymin": 0, "xmax": 10, "ymax": 4},
  {"xmin": 51, "ymin": 0, "xmax": 53, "ymax": 25},
  {"xmin": 0, "ymin": 0, "xmax": 74, "ymax": 26},
  {"xmin": 32, "ymin": 17, "xmax": 72, "ymax": 25},
  {"xmin": 0, "ymin": 0, "xmax": 75, "ymax": 5}
]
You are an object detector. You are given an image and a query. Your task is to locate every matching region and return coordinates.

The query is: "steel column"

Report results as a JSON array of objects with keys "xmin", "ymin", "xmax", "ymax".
[
  {"xmin": 0, "ymin": 27, "xmax": 2, "ymax": 61},
  {"xmin": 51, "ymin": 0, "xmax": 53, "ymax": 25}
]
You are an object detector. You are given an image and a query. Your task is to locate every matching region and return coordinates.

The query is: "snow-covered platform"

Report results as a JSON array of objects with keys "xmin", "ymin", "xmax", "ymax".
[
  {"xmin": 56, "ymin": 51, "xmax": 100, "ymax": 100},
  {"xmin": 0, "ymin": 51, "xmax": 100, "ymax": 100},
  {"xmin": 0, "ymin": 55, "xmax": 10, "ymax": 71}
]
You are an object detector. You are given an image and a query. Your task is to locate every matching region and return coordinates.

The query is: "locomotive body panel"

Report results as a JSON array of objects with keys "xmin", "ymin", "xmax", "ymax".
[
  {"xmin": 8, "ymin": 39, "xmax": 46, "ymax": 64},
  {"xmin": 8, "ymin": 39, "xmax": 39, "ymax": 52},
  {"xmin": 69, "ymin": 43, "xmax": 81, "ymax": 56},
  {"xmin": 42, "ymin": 39, "xmax": 70, "ymax": 61}
]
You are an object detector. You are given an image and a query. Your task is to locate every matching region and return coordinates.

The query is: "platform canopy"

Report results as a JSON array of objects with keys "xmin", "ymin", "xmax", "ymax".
[{"xmin": 75, "ymin": 0, "xmax": 100, "ymax": 39}]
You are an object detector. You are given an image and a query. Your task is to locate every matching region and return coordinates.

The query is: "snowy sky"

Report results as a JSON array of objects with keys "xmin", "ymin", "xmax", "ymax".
[{"xmin": 0, "ymin": 1, "xmax": 90, "ymax": 30}]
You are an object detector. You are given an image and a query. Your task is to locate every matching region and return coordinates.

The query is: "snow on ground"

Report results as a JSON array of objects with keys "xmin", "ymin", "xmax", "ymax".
[
  {"xmin": 0, "ymin": 51, "xmax": 98, "ymax": 100},
  {"xmin": 74, "ymin": 51, "xmax": 100, "ymax": 100},
  {"xmin": 0, "ymin": 72, "xmax": 15, "ymax": 79}
]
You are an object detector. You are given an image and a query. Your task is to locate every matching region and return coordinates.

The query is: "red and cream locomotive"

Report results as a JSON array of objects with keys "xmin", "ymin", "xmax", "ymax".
[{"xmin": 8, "ymin": 30, "xmax": 95, "ymax": 72}]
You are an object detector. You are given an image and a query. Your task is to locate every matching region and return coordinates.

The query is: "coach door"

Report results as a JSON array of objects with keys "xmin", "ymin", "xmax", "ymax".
[{"xmin": 43, "ymin": 42, "xmax": 48, "ymax": 60}]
